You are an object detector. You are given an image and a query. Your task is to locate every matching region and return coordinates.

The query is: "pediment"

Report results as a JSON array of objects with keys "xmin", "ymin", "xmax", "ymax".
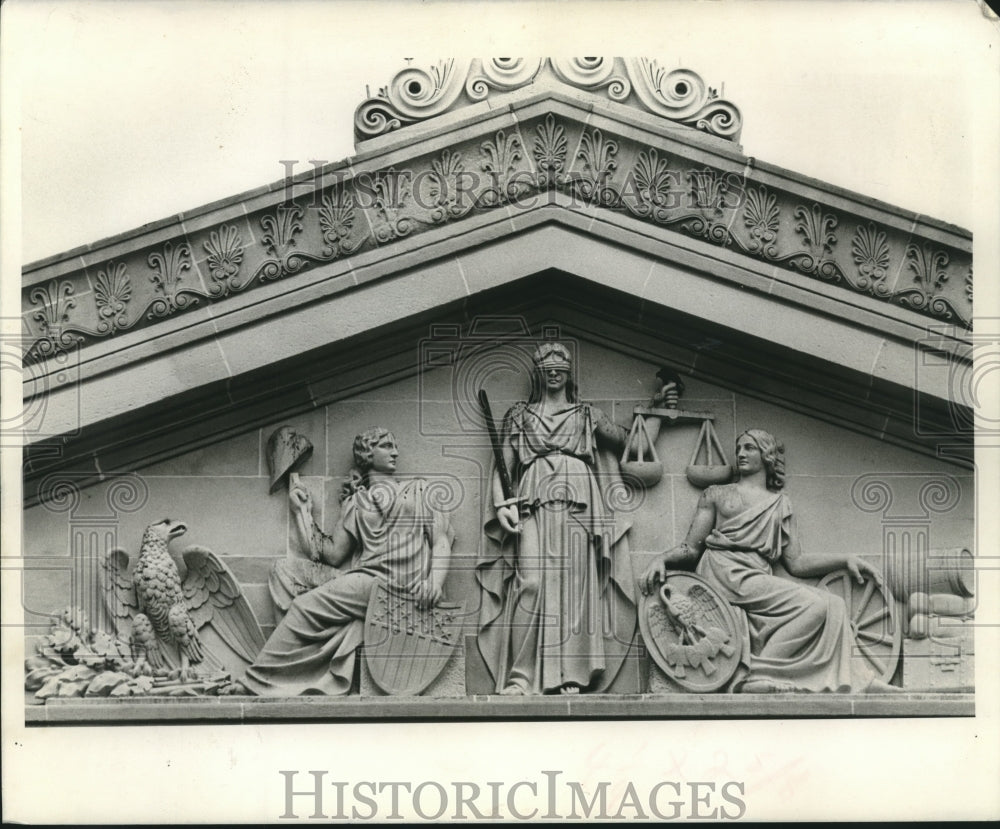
[
  {"xmin": 23, "ymin": 264, "xmax": 970, "ymax": 509},
  {"xmin": 21, "ymin": 300, "xmax": 975, "ymax": 716},
  {"xmin": 21, "ymin": 71, "xmax": 974, "ymax": 501},
  {"xmin": 17, "ymin": 60, "xmax": 978, "ymax": 720}
]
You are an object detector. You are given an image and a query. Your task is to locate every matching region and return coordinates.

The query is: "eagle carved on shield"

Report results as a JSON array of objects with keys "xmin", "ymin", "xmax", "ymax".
[{"xmin": 639, "ymin": 570, "xmax": 744, "ymax": 692}]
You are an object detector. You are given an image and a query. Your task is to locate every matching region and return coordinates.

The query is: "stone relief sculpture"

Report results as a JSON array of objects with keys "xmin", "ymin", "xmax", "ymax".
[
  {"xmin": 98, "ymin": 518, "xmax": 267, "ymax": 681},
  {"xmin": 236, "ymin": 427, "xmax": 457, "ymax": 696},
  {"xmin": 266, "ymin": 425, "xmax": 313, "ymax": 494},
  {"xmin": 24, "ymin": 519, "xmax": 266, "ymax": 701},
  {"xmin": 475, "ymin": 343, "xmax": 658, "ymax": 696},
  {"xmin": 23, "ymin": 389, "xmax": 969, "ymax": 706},
  {"xmin": 639, "ymin": 571, "xmax": 743, "ymax": 693},
  {"xmin": 885, "ymin": 546, "xmax": 975, "ymax": 691},
  {"xmin": 639, "ymin": 429, "xmax": 896, "ymax": 693}
]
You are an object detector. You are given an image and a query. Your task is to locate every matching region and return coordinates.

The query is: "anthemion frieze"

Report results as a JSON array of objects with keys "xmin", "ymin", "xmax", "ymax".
[{"xmin": 5, "ymin": 13, "xmax": 998, "ymax": 824}]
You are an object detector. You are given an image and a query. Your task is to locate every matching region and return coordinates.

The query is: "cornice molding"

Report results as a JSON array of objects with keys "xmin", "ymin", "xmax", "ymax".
[{"xmin": 22, "ymin": 100, "xmax": 973, "ymax": 369}]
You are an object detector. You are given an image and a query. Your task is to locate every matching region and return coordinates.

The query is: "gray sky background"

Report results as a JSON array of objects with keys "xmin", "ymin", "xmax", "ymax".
[{"xmin": 7, "ymin": 0, "xmax": 998, "ymax": 265}]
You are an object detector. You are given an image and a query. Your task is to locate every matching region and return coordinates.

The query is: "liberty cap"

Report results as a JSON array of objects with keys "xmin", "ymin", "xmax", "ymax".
[{"xmin": 266, "ymin": 426, "xmax": 314, "ymax": 494}]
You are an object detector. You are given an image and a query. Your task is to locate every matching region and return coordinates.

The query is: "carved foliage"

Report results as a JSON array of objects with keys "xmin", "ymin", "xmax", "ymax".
[
  {"xmin": 23, "ymin": 119, "xmax": 972, "ymax": 361},
  {"xmin": 25, "ymin": 608, "xmax": 160, "ymax": 700},
  {"xmin": 532, "ymin": 114, "xmax": 568, "ymax": 189},
  {"xmin": 318, "ymin": 190, "xmax": 366, "ymax": 256},
  {"xmin": 790, "ymin": 204, "xmax": 840, "ymax": 280},
  {"xmin": 478, "ymin": 130, "xmax": 526, "ymax": 206},
  {"xmin": 795, "ymin": 204, "xmax": 838, "ymax": 259},
  {"xmin": 572, "ymin": 128, "xmax": 620, "ymax": 206},
  {"xmin": 906, "ymin": 240, "xmax": 950, "ymax": 295},
  {"xmin": 261, "ymin": 205, "xmax": 303, "ymax": 261},
  {"xmin": 683, "ymin": 168, "xmax": 734, "ymax": 243},
  {"xmin": 257, "ymin": 204, "xmax": 308, "ymax": 279},
  {"xmin": 94, "ymin": 261, "xmax": 133, "ymax": 333},
  {"xmin": 850, "ymin": 223, "xmax": 891, "ymax": 295},
  {"xmin": 203, "ymin": 225, "xmax": 245, "ymax": 296},
  {"xmin": 425, "ymin": 150, "xmax": 473, "ymax": 222},
  {"xmin": 467, "ymin": 58, "xmax": 544, "ymax": 100},
  {"xmin": 892, "ymin": 241, "xmax": 956, "ymax": 320},
  {"xmin": 549, "ymin": 57, "xmax": 631, "ymax": 101},
  {"xmin": 371, "ymin": 169, "xmax": 413, "ymax": 242},
  {"xmin": 626, "ymin": 58, "xmax": 741, "ymax": 139},
  {"xmin": 742, "ymin": 186, "xmax": 780, "ymax": 258},
  {"xmin": 28, "ymin": 280, "xmax": 82, "ymax": 358},
  {"xmin": 355, "ymin": 58, "xmax": 742, "ymax": 142},
  {"xmin": 355, "ymin": 59, "xmax": 465, "ymax": 140},
  {"xmin": 626, "ymin": 149, "xmax": 673, "ymax": 221},
  {"xmin": 147, "ymin": 241, "xmax": 197, "ymax": 318}
]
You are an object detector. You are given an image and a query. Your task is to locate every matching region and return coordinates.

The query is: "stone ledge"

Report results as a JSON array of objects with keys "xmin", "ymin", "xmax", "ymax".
[{"xmin": 24, "ymin": 693, "xmax": 973, "ymax": 725}]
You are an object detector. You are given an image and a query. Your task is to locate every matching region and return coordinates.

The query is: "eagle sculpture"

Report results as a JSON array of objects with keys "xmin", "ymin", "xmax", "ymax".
[
  {"xmin": 659, "ymin": 582, "xmax": 736, "ymax": 678},
  {"xmin": 99, "ymin": 518, "xmax": 265, "ymax": 680}
]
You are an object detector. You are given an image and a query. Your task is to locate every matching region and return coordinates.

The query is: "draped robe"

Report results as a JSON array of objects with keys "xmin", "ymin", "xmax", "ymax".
[
  {"xmin": 476, "ymin": 402, "xmax": 637, "ymax": 694},
  {"xmin": 696, "ymin": 488, "xmax": 870, "ymax": 692},
  {"xmin": 243, "ymin": 478, "xmax": 452, "ymax": 696}
]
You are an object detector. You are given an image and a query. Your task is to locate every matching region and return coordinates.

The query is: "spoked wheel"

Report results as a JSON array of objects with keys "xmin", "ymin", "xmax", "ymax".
[{"xmin": 817, "ymin": 569, "xmax": 901, "ymax": 683}]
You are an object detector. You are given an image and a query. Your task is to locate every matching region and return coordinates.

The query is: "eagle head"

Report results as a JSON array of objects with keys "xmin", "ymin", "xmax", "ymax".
[
  {"xmin": 142, "ymin": 518, "xmax": 188, "ymax": 546},
  {"xmin": 660, "ymin": 583, "xmax": 698, "ymax": 629}
]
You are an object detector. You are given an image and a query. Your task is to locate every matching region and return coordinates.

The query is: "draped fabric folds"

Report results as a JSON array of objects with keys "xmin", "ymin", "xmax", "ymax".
[
  {"xmin": 697, "ymin": 489, "xmax": 870, "ymax": 692},
  {"xmin": 475, "ymin": 403, "xmax": 638, "ymax": 694},
  {"xmin": 243, "ymin": 479, "xmax": 453, "ymax": 696}
]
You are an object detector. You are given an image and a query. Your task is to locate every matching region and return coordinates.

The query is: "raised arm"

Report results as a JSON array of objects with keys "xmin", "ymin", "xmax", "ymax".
[
  {"xmin": 593, "ymin": 406, "xmax": 629, "ymax": 453},
  {"xmin": 290, "ymin": 482, "xmax": 355, "ymax": 567},
  {"xmin": 639, "ymin": 487, "xmax": 718, "ymax": 594},
  {"xmin": 594, "ymin": 406, "xmax": 664, "ymax": 460},
  {"xmin": 312, "ymin": 520, "xmax": 355, "ymax": 568}
]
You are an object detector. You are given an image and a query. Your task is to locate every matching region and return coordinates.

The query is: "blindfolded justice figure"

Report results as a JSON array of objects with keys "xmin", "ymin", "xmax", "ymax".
[{"xmin": 476, "ymin": 343, "xmax": 644, "ymax": 696}]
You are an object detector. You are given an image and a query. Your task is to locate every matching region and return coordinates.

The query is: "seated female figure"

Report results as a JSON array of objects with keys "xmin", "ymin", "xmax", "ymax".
[{"xmin": 640, "ymin": 429, "xmax": 888, "ymax": 693}]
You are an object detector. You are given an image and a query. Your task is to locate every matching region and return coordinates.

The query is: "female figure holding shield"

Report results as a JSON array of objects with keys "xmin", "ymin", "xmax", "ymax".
[
  {"xmin": 241, "ymin": 427, "xmax": 454, "ymax": 696},
  {"xmin": 639, "ymin": 428, "xmax": 887, "ymax": 693}
]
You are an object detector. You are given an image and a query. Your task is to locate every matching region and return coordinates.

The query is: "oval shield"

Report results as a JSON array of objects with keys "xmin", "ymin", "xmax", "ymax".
[
  {"xmin": 639, "ymin": 571, "xmax": 743, "ymax": 692},
  {"xmin": 363, "ymin": 581, "xmax": 464, "ymax": 696}
]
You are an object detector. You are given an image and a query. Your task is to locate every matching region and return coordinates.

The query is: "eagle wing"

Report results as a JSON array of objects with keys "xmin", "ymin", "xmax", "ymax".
[
  {"xmin": 180, "ymin": 545, "xmax": 266, "ymax": 663},
  {"xmin": 689, "ymin": 584, "xmax": 733, "ymax": 633},
  {"xmin": 98, "ymin": 547, "xmax": 138, "ymax": 637}
]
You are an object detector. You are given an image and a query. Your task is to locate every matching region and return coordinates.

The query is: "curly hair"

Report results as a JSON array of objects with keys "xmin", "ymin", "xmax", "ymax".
[
  {"xmin": 341, "ymin": 427, "xmax": 396, "ymax": 500},
  {"xmin": 527, "ymin": 342, "xmax": 578, "ymax": 404},
  {"xmin": 738, "ymin": 429, "xmax": 785, "ymax": 491}
]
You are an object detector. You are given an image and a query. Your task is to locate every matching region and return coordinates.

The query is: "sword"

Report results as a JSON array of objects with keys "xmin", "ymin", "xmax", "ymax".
[{"xmin": 477, "ymin": 388, "xmax": 515, "ymax": 502}]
